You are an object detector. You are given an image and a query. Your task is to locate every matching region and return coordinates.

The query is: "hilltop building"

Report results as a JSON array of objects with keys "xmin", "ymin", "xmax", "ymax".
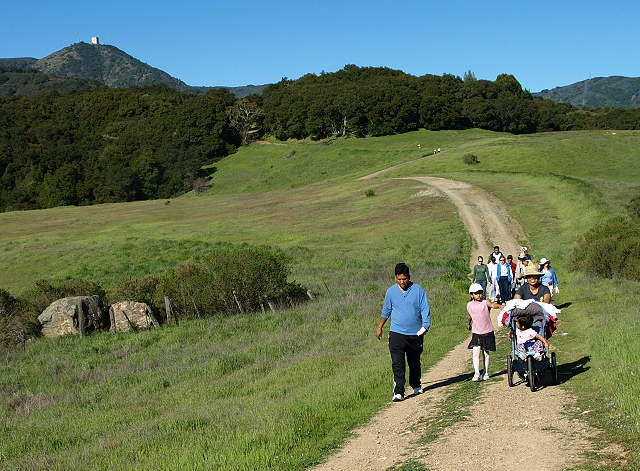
[{"xmin": 91, "ymin": 36, "xmax": 100, "ymax": 45}]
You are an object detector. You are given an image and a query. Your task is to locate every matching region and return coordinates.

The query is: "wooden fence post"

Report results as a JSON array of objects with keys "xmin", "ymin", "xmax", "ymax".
[
  {"xmin": 109, "ymin": 306, "xmax": 116, "ymax": 333},
  {"xmin": 264, "ymin": 296, "xmax": 276, "ymax": 313},
  {"xmin": 76, "ymin": 298, "xmax": 86, "ymax": 338},
  {"xmin": 164, "ymin": 296, "xmax": 178, "ymax": 326},
  {"xmin": 232, "ymin": 290, "xmax": 244, "ymax": 313},
  {"xmin": 147, "ymin": 310, "xmax": 160, "ymax": 328}
]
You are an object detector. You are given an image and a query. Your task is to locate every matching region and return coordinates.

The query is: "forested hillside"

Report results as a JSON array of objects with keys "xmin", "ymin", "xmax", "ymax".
[
  {"xmin": 535, "ymin": 76, "xmax": 640, "ymax": 108},
  {"xmin": 261, "ymin": 66, "xmax": 640, "ymax": 139},
  {"xmin": 0, "ymin": 66, "xmax": 100, "ymax": 96},
  {"xmin": 0, "ymin": 86, "xmax": 238, "ymax": 211},
  {"xmin": 3, "ymin": 65, "xmax": 640, "ymax": 212}
]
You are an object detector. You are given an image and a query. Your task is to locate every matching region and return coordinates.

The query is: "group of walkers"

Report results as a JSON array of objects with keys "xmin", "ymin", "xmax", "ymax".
[
  {"xmin": 473, "ymin": 245, "xmax": 559, "ymax": 303},
  {"xmin": 375, "ymin": 246, "xmax": 560, "ymax": 401}
]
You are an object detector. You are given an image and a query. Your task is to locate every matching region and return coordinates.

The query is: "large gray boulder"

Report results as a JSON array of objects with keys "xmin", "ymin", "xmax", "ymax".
[
  {"xmin": 38, "ymin": 296, "xmax": 104, "ymax": 338},
  {"xmin": 108, "ymin": 301, "xmax": 159, "ymax": 333}
]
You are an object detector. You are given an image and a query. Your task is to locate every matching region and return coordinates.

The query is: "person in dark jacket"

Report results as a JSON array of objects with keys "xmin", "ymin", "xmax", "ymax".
[{"xmin": 473, "ymin": 256, "xmax": 491, "ymax": 300}]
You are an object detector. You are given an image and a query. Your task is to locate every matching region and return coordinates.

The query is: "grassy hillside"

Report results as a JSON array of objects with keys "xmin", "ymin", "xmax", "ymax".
[
  {"xmin": 380, "ymin": 133, "xmax": 640, "ymax": 469},
  {"xmin": 206, "ymin": 129, "xmax": 498, "ymax": 194},
  {"xmin": 2, "ymin": 128, "xmax": 639, "ymax": 469},
  {"xmin": 209, "ymin": 128, "xmax": 640, "ymax": 469},
  {"xmin": 209, "ymin": 129, "xmax": 640, "ymax": 200},
  {"xmin": 0, "ymin": 178, "xmax": 471, "ymax": 470}
]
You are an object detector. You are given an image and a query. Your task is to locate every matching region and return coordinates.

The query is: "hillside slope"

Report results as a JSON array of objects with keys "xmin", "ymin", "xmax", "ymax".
[
  {"xmin": 0, "ymin": 67, "xmax": 100, "ymax": 96},
  {"xmin": 1, "ymin": 44, "xmax": 268, "ymax": 97},
  {"xmin": 535, "ymin": 76, "xmax": 640, "ymax": 108},
  {"xmin": 32, "ymin": 42, "xmax": 192, "ymax": 91},
  {"xmin": 0, "ymin": 129, "xmax": 638, "ymax": 470}
]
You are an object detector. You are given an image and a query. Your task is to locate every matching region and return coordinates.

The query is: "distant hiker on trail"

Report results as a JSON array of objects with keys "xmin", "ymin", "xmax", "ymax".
[
  {"xmin": 488, "ymin": 246, "xmax": 503, "ymax": 264},
  {"xmin": 520, "ymin": 246, "xmax": 532, "ymax": 261},
  {"xmin": 472, "ymin": 256, "xmax": 491, "ymax": 300},
  {"xmin": 514, "ymin": 265, "xmax": 551, "ymax": 303},
  {"xmin": 487, "ymin": 257, "xmax": 497, "ymax": 301},
  {"xmin": 376, "ymin": 263, "xmax": 431, "ymax": 402},
  {"xmin": 514, "ymin": 253, "xmax": 529, "ymax": 289},
  {"xmin": 466, "ymin": 283, "xmax": 503, "ymax": 381},
  {"xmin": 494, "ymin": 256, "xmax": 513, "ymax": 303},
  {"xmin": 507, "ymin": 254, "xmax": 517, "ymax": 298},
  {"xmin": 539, "ymin": 258, "xmax": 559, "ymax": 297}
]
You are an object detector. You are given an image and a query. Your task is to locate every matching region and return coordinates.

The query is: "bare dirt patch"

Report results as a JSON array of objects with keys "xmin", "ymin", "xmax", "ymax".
[{"xmin": 10, "ymin": 392, "xmax": 56, "ymax": 415}]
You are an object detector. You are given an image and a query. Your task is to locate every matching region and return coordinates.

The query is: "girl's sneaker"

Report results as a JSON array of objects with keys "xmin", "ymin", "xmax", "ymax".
[
  {"xmin": 472, "ymin": 373, "xmax": 481, "ymax": 381},
  {"xmin": 482, "ymin": 373, "xmax": 490, "ymax": 381},
  {"xmin": 392, "ymin": 393, "xmax": 404, "ymax": 402}
]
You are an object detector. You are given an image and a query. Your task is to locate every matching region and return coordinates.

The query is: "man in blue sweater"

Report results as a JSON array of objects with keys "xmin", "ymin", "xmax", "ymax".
[{"xmin": 376, "ymin": 263, "xmax": 431, "ymax": 402}]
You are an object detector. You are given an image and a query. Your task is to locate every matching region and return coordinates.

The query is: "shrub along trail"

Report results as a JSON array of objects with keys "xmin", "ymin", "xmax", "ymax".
[{"xmin": 311, "ymin": 175, "xmax": 596, "ymax": 471}]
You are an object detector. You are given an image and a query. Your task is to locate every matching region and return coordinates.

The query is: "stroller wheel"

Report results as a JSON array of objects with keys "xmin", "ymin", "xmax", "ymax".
[
  {"xmin": 507, "ymin": 355, "xmax": 514, "ymax": 387},
  {"xmin": 527, "ymin": 356, "xmax": 536, "ymax": 392}
]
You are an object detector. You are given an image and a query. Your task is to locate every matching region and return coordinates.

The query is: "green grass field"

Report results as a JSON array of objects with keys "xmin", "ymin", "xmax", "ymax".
[
  {"xmin": 2, "ymin": 128, "xmax": 639, "ymax": 470},
  {"xmin": 385, "ymin": 134, "xmax": 640, "ymax": 469},
  {"xmin": 0, "ymin": 178, "xmax": 471, "ymax": 470}
]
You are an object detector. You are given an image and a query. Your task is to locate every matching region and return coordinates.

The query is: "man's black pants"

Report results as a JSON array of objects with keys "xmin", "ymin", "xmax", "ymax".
[
  {"xmin": 389, "ymin": 331, "xmax": 423, "ymax": 395},
  {"xmin": 498, "ymin": 276, "xmax": 511, "ymax": 302}
]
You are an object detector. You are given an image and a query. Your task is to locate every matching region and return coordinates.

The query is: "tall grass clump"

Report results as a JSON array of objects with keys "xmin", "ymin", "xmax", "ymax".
[
  {"xmin": 572, "ymin": 196, "xmax": 640, "ymax": 282},
  {"xmin": 572, "ymin": 217, "xmax": 640, "ymax": 281},
  {"xmin": 25, "ymin": 278, "xmax": 107, "ymax": 314},
  {"xmin": 463, "ymin": 153, "xmax": 479, "ymax": 165},
  {"xmin": 0, "ymin": 279, "xmax": 106, "ymax": 349},
  {"xmin": 111, "ymin": 244, "xmax": 307, "ymax": 319},
  {"xmin": 0, "ymin": 289, "xmax": 35, "ymax": 348}
]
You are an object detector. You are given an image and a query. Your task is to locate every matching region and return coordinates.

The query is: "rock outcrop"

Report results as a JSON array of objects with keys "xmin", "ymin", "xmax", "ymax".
[
  {"xmin": 109, "ymin": 301, "xmax": 159, "ymax": 333},
  {"xmin": 38, "ymin": 296, "xmax": 104, "ymax": 338}
]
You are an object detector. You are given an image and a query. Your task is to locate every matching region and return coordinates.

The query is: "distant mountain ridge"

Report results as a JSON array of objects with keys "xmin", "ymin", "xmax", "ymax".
[
  {"xmin": 535, "ymin": 76, "xmax": 640, "ymax": 108},
  {"xmin": 0, "ymin": 42, "xmax": 268, "ymax": 98},
  {"xmin": 32, "ymin": 42, "xmax": 192, "ymax": 91}
]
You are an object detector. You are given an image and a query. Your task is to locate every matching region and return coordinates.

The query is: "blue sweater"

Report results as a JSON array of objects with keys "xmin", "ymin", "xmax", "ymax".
[
  {"xmin": 541, "ymin": 267, "xmax": 559, "ymax": 286},
  {"xmin": 381, "ymin": 283, "xmax": 431, "ymax": 335}
]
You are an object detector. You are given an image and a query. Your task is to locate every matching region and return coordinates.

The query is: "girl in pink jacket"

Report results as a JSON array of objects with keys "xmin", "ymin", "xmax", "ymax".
[{"xmin": 467, "ymin": 283, "xmax": 504, "ymax": 381}]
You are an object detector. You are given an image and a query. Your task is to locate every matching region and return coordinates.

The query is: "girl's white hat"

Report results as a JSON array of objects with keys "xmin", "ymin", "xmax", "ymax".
[
  {"xmin": 539, "ymin": 257, "xmax": 549, "ymax": 265},
  {"xmin": 469, "ymin": 283, "xmax": 484, "ymax": 293}
]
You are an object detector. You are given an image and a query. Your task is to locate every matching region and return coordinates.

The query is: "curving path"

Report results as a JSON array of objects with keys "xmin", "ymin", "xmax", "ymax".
[{"xmin": 310, "ymin": 174, "xmax": 595, "ymax": 471}]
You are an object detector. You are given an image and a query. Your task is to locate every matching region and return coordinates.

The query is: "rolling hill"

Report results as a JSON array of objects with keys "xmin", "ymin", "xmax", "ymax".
[
  {"xmin": 535, "ymin": 75, "xmax": 640, "ymax": 108},
  {"xmin": 0, "ymin": 42, "xmax": 268, "ymax": 97},
  {"xmin": 0, "ymin": 129, "xmax": 638, "ymax": 469},
  {"xmin": 0, "ymin": 66, "xmax": 101, "ymax": 96}
]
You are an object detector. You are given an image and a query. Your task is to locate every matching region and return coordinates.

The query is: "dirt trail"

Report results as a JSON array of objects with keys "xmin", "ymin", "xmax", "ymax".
[{"xmin": 311, "ymin": 175, "xmax": 595, "ymax": 471}]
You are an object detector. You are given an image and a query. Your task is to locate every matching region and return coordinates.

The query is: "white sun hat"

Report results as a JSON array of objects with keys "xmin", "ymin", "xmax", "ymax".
[
  {"xmin": 539, "ymin": 258, "xmax": 549, "ymax": 265},
  {"xmin": 468, "ymin": 283, "xmax": 484, "ymax": 293}
]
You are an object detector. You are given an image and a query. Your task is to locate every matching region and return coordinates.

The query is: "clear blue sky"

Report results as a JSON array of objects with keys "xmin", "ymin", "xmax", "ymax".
[{"xmin": 3, "ymin": 1, "xmax": 639, "ymax": 91}]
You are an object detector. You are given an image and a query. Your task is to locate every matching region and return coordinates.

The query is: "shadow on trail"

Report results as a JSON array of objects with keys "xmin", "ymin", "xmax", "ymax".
[
  {"xmin": 483, "ymin": 356, "xmax": 590, "ymax": 388},
  {"xmin": 423, "ymin": 372, "xmax": 474, "ymax": 392},
  {"xmin": 557, "ymin": 356, "xmax": 590, "ymax": 383},
  {"xmin": 555, "ymin": 302, "xmax": 573, "ymax": 309}
]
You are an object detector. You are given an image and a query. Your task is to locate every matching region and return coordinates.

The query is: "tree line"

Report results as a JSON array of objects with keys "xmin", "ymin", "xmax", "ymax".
[
  {"xmin": 2, "ymin": 65, "xmax": 640, "ymax": 212},
  {"xmin": 0, "ymin": 86, "xmax": 238, "ymax": 211}
]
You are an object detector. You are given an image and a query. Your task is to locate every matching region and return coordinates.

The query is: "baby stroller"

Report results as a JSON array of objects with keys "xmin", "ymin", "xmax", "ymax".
[{"xmin": 506, "ymin": 303, "xmax": 558, "ymax": 391}]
